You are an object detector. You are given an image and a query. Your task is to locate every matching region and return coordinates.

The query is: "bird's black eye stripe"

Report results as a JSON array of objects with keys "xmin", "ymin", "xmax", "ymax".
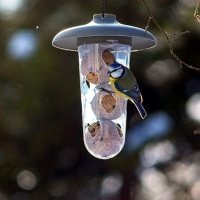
[{"xmin": 110, "ymin": 68, "xmax": 121, "ymax": 73}]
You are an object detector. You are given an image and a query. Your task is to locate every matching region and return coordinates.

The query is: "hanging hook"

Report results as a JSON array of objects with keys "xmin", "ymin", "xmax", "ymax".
[{"xmin": 102, "ymin": 0, "xmax": 107, "ymax": 18}]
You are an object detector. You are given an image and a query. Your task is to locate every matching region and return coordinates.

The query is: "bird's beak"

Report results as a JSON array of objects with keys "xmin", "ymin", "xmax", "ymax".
[{"xmin": 107, "ymin": 71, "xmax": 110, "ymax": 75}]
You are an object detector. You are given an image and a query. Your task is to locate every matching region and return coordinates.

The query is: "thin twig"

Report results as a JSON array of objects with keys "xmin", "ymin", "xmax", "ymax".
[
  {"xmin": 141, "ymin": 0, "xmax": 200, "ymax": 71},
  {"xmin": 194, "ymin": 0, "xmax": 200, "ymax": 22},
  {"xmin": 144, "ymin": 16, "xmax": 152, "ymax": 36},
  {"xmin": 194, "ymin": 0, "xmax": 199, "ymax": 17},
  {"xmin": 167, "ymin": 30, "xmax": 189, "ymax": 37}
]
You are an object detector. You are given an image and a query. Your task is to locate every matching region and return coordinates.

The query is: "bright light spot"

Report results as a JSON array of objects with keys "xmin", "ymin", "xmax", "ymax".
[
  {"xmin": 168, "ymin": 162, "xmax": 200, "ymax": 187},
  {"xmin": 190, "ymin": 181, "xmax": 200, "ymax": 200},
  {"xmin": 125, "ymin": 111, "xmax": 174, "ymax": 152},
  {"xmin": 136, "ymin": 187, "xmax": 174, "ymax": 200},
  {"xmin": 0, "ymin": 0, "xmax": 23, "ymax": 16},
  {"xmin": 16, "ymin": 170, "xmax": 37, "ymax": 190},
  {"xmin": 145, "ymin": 60, "xmax": 180, "ymax": 87},
  {"xmin": 141, "ymin": 140, "xmax": 176, "ymax": 167},
  {"xmin": 7, "ymin": 30, "xmax": 38, "ymax": 60},
  {"xmin": 101, "ymin": 173, "xmax": 123, "ymax": 197},
  {"xmin": 48, "ymin": 180, "xmax": 67, "ymax": 198},
  {"xmin": 186, "ymin": 93, "xmax": 200, "ymax": 122},
  {"xmin": 140, "ymin": 168, "xmax": 168, "ymax": 194},
  {"xmin": 36, "ymin": 26, "xmax": 39, "ymax": 29}
]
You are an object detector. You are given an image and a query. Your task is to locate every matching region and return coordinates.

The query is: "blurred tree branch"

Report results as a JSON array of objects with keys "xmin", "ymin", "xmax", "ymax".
[
  {"xmin": 194, "ymin": 0, "xmax": 200, "ymax": 22},
  {"xmin": 142, "ymin": 0, "xmax": 200, "ymax": 71}
]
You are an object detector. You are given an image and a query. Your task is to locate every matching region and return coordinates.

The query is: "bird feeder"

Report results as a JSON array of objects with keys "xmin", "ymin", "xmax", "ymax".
[{"xmin": 52, "ymin": 14, "xmax": 156, "ymax": 159}]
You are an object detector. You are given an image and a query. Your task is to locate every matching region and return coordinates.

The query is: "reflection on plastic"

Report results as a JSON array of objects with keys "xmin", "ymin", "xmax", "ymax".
[{"xmin": 78, "ymin": 44, "xmax": 131, "ymax": 159}]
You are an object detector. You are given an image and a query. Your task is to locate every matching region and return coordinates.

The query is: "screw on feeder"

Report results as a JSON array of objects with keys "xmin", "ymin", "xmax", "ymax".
[{"xmin": 52, "ymin": 12, "xmax": 156, "ymax": 159}]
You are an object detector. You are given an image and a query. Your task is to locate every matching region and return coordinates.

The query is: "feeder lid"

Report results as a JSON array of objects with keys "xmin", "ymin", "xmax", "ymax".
[{"xmin": 52, "ymin": 14, "xmax": 156, "ymax": 52}]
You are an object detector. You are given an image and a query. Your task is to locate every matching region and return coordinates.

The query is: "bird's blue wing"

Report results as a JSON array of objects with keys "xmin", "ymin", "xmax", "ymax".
[{"xmin": 114, "ymin": 81, "xmax": 142, "ymax": 103}]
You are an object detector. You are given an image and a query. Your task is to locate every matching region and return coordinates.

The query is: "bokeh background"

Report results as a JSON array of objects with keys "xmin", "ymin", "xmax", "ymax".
[{"xmin": 1, "ymin": 0, "xmax": 200, "ymax": 199}]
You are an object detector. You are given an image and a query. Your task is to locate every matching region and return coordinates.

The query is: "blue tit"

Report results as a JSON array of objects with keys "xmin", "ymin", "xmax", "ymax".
[{"xmin": 107, "ymin": 61, "xmax": 147, "ymax": 119}]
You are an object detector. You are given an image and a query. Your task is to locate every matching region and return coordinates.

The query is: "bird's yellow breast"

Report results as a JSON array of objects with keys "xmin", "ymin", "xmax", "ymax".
[{"xmin": 109, "ymin": 77, "xmax": 130, "ymax": 100}]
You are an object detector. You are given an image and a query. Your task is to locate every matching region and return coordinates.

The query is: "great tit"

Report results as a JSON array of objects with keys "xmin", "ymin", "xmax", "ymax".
[{"xmin": 107, "ymin": 61, "xmax": 147, "ymax": 119}]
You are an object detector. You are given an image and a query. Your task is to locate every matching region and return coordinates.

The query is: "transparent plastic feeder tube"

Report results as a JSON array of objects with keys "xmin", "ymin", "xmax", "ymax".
[{"xmin": 78, "ymin": 43, "xmax": 131, "ymax": 159}]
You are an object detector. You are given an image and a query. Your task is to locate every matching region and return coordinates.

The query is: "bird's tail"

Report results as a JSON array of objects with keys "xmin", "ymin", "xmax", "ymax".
[{"xmin": 131, "ymin": 100, "xmax": 147, "ymax": 119}]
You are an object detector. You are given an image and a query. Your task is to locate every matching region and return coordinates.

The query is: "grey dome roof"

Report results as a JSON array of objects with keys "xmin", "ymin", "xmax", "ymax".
[{"xmin": 52, "ymin": 14, "xmax": 157, "ymax": 52}]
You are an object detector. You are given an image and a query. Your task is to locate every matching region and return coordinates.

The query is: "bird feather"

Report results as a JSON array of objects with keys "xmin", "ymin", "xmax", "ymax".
[{"xmin": 113, "ymin": 67, "xmax": 143, "ymax": 103}]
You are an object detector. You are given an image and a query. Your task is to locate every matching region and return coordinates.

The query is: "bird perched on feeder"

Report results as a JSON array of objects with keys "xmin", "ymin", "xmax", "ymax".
[{"xmin": 107, "ymin": 61, "xmax": 147, "ymax": 119}]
